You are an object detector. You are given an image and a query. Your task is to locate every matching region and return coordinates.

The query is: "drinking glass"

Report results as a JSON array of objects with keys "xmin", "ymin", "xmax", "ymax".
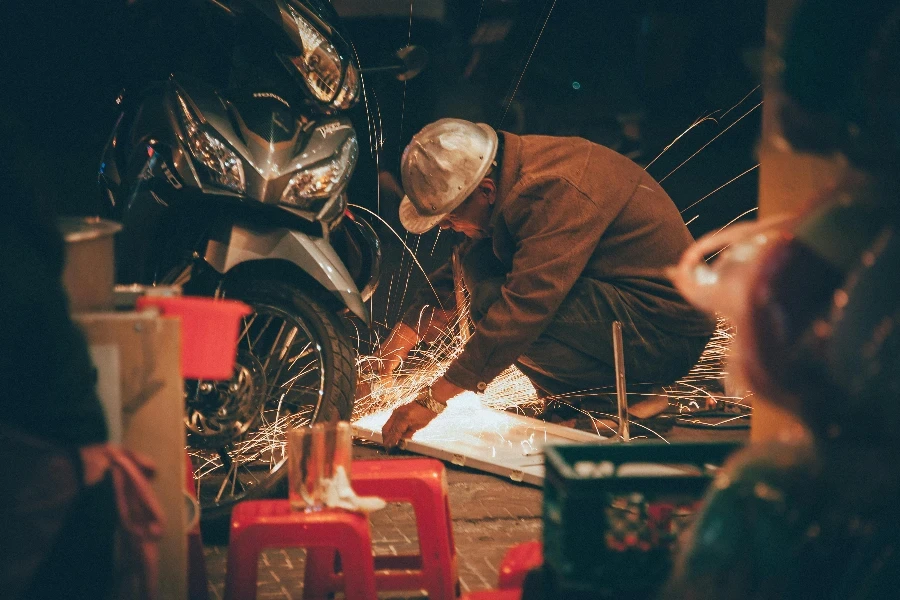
[
  {"xmin": 323, "ymin": 421, "xmax": 353, "ymax": 481},
  {"xmin": 287, "ymin": 421, "xmax": 354, "ymax": 510},
  {"xmin": 287, "ymin": 424, "xmax": 325, "ymax": 511}
]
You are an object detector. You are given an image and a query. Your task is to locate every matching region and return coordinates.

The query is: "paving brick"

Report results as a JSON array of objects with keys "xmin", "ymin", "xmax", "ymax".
[
  {"xmin": 202, "ymin": 424, "xmax": 747, "ymax": 597},
  {"xmin": 203, "ymin": 443, "xmax": 545, "ymax": 597}
]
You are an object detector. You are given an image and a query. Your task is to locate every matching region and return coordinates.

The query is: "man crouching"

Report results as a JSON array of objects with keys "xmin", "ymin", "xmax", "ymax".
[{"xmin": 378, "ymin": 118, "xmax": 714, "ymax": 448}]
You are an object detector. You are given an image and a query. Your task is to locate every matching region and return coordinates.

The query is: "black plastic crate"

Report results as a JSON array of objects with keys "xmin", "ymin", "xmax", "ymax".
[{"xmin": 541, "ymin": 441, "xmax": 743, "ymax": 598}]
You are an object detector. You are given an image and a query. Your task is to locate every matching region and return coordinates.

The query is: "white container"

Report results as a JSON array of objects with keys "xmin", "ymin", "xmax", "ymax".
[{"xmin": 59, "ymin": 217, "xmax": 122, "ymax": 313}]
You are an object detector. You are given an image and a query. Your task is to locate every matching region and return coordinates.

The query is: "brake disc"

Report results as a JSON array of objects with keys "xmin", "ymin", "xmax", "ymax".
[{"xmin": 184, "ymin": 349, "xmax": 266, "ymax": 448}]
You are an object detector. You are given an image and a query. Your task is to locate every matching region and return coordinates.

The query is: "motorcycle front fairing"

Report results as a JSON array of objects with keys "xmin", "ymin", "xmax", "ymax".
[
  {"xmin": 99, "ymin": 86, "xmax": 217, "ymax": 284},
  {"xmin": 171, "ymin": 77, "xmax": 371, "ymax": 321},
  {"xmin": 93, "ymin": 0, "xmax": 379, "ymax": 522},
  {"xmin": 204, "ymin": 219, "xmax": 368, "ymax": 321},
  {"xmin": 102, "ymin": 75, "xmax": 376, "ymax": 321}
]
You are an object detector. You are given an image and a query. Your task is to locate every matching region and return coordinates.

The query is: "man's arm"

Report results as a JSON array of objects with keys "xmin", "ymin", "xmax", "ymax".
[
  {"xmin": 374, "ymin": 322, "xmax": 420, "ymax": 378},
  {"xmin": 359, "ymin": 255, "xmax": 459, "ymax": 396},
  {"xmin": 397, "ymin": 258, "xmax": 457, "ymax": 336},
  {"xmin": 383, "ymin": 179, "xmax": 620, "ymax": 449},
  {"xmin": 444, "ymin": 178, "xmax": 627, "ymax": 391}
]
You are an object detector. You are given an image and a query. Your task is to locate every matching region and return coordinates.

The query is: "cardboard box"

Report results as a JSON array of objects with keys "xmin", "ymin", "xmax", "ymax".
[{"xmin": 76, "ymin": 312, "xmax": 187, "ymax": 600}]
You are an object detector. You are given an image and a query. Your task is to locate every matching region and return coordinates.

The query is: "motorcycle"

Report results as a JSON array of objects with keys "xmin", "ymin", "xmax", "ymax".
[{"xmin": 99, "ymin": 0, "xmax": 408, "ymax": 519}]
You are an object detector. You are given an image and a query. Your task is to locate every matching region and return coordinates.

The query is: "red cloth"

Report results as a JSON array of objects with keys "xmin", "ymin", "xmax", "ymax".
[{"xmin": 82, "ymin": 445, "xmax": 166, "ymax": 600}]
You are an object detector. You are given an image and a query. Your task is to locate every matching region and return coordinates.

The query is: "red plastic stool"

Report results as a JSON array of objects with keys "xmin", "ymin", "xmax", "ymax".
[
  {"xmin": 460, "ymin": 590, "xmax": 522, "ymax": 600},
  {"xmin": 185, "ymin": 454, "xmax": 209, "ymax": 600},
  {"xmin": 304, "ymin": 458, "xmax": 459, "ymax": 600},
  {"xmin": 498, "ymin": 541, "xmax": 543, "ymax": 590},
  {"xmin": 224, "ymin": 500, "xmax": 376, "ymax": 600}
]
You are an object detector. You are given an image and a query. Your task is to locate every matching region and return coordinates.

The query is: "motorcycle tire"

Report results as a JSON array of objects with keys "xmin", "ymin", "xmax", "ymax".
[{"xmin": 186, "ymin": 277, "xmax": 356, "ymax": 522}]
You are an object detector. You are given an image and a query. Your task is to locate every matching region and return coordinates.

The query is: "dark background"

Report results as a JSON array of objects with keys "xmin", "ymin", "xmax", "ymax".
[
  {"xmin": 2, "ymin": 0, "xmax": 765, "ymax": 332},
  {"xmin": 334, "ymin": 0, "xmax": 766, "ymax": 330},
  {"xmin": 338, "ymin": 0, "xmax": 764, "ymax": 227}
]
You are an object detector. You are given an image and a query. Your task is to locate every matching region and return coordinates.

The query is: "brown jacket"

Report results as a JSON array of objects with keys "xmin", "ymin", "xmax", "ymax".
[{"xmin": 406, "ymin": 131, "xmax": 713, "ymax": 392}]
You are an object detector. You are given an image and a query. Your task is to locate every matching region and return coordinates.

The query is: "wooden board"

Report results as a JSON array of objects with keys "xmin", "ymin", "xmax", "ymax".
[{"xmin": 76, "ymin": 312, "xmax": 187, "ymax": 600}]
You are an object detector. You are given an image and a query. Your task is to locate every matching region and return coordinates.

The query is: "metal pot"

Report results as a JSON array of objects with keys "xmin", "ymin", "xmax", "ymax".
[{"xmin": 59, "ymin": 217, "xmax": 122, "ymax": 313}]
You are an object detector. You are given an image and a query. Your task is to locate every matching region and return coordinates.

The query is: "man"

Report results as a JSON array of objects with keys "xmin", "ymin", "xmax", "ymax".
[{"xmin": 380, "ymin": 118, "xmax": 714, "ymax": 448}]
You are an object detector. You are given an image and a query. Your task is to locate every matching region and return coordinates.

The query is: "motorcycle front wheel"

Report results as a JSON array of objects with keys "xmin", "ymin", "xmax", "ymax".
[{"xmin": 186, "ymin": 278, "xmax": 355, "ymax": 521}]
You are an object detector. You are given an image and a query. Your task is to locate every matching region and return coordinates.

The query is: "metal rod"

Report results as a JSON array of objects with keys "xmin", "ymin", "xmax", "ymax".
[
  {"xmin": 358, "ymin": 64, "xmax": 404, "ymax": 74},
  {"xmin": 612, "ymin": 321, "xmax": 630, "ymax": 441}
]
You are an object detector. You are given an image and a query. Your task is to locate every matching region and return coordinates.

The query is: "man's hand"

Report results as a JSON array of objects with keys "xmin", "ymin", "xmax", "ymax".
[
  {"xmin": 381, "ymin": 376, "xmax": 464, "ymax": 449},
  {"xmin": 378, "ymin": 323, "xmax": 419, "ymax": 378},
  {"xmin": 356, "ymin": 323, "xmax": 420, "ymax": 401},
  {"xmin": 382, "ymin": 400, "xmax": 439, "ymax": 449},
  {"xmin": 79, "ymin": 444, "xmax": 111, "ymax": 486}
]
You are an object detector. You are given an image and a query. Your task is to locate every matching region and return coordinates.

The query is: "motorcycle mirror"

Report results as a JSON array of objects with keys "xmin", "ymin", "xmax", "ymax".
[
  {"xmin": 394, "ymin": 45, "xmax": 428, "ymax": 81},
  {"xmin": 359, "ymin": 45, "xmax": 429, "ymax": 81}
]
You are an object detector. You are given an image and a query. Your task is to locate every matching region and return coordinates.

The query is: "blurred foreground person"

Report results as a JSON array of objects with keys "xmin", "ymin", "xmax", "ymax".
[
  {"xmin": 377, "ymin": 118, "xmax": 714, "ymax": 447},
  {"xmin": 1, "ymin": 2, "xmax": 163, "ymax": 598},
  {"xmin": 0, "ymin": 116, "xmax": 163, "ymax": 600},
  {"xmin": 663, "ymin": 1, "xmax": 900, "ymax": 598},
  {"xmin": 0, "ymin": 114, "xmax": 122, "ymax": 600}
]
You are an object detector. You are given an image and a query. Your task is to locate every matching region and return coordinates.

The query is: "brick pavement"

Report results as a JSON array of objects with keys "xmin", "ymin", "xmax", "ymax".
[
  {"xmin": 202, "ymin": 426, "xmax": 748, "ymax": 598},
  {"xmin": 202, "ymin": 443, "xmax": 544, "ymax": 599}
]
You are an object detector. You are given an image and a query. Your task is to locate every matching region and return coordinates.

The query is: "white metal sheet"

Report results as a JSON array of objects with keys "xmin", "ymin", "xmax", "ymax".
[{"xmin": 352, "ymin": 393, "xmax": 609, "ymax": 485}]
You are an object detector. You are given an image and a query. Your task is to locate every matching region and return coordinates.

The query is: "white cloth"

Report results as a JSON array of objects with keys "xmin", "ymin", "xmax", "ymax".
[{"xmin": 321, "ymin": 466, "xmax": 386, "ymax": 513}]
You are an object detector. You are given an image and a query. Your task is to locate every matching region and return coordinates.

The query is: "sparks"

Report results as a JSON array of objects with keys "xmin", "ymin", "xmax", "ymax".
[{"xmin": 353, "ymin": 272, "xmax": 751, "ymax": 447}]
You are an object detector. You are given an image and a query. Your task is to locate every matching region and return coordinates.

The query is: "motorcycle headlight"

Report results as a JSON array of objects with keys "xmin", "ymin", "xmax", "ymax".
[
  {"xmin": 280, "ymin": 135, "xmax": 358, "ymax": 220},
  {"xmin": 283, "ymin": 4, "xmax": 359, "ymax": 110},
  {"xmin": 176, "ymin": 94, "xmax": 245, "ymax": 193},
  {"xmin": 332, "ymin": 62, "xmax": 360, "ymax": 111}
]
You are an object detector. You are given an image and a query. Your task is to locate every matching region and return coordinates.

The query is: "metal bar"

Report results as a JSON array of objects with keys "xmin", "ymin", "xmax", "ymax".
[
  {"xmin": 358, "ymin": 64, "xmax": 404, "ymax": 74},
  {"xmin": 612, "ymin": 321, "xmax": 631, "ymax": 441}
]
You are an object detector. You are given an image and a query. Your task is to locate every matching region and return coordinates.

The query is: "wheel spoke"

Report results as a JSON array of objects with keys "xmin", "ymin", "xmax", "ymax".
[
  {"xmin": 261, "ymin": 320, "xmax": 290, "ymax": 372},
  {"xmin": 280, "ymin": 369, "xmax": 321, "ymax": 391},
  {"xmin": 288, "ymin": 343, "xmax": 315, "ymax": 366},
  {"xmin": 240, "ymin": 313, "xmax": 258, "ymax": 351},
  {"xmin": 249, "ymin": 313, "xmax": 276, "ymax": 354},
  {"xmin": 215, "ymin": 448, "xmax": 244, "ymax": 504},
  {"xmin": 278, "ymin": 326, "xmax": 299, "ymax": 362},
  {"xmin": 260, "ymin": 325, "xmax": 296, "ymax": 397}
]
